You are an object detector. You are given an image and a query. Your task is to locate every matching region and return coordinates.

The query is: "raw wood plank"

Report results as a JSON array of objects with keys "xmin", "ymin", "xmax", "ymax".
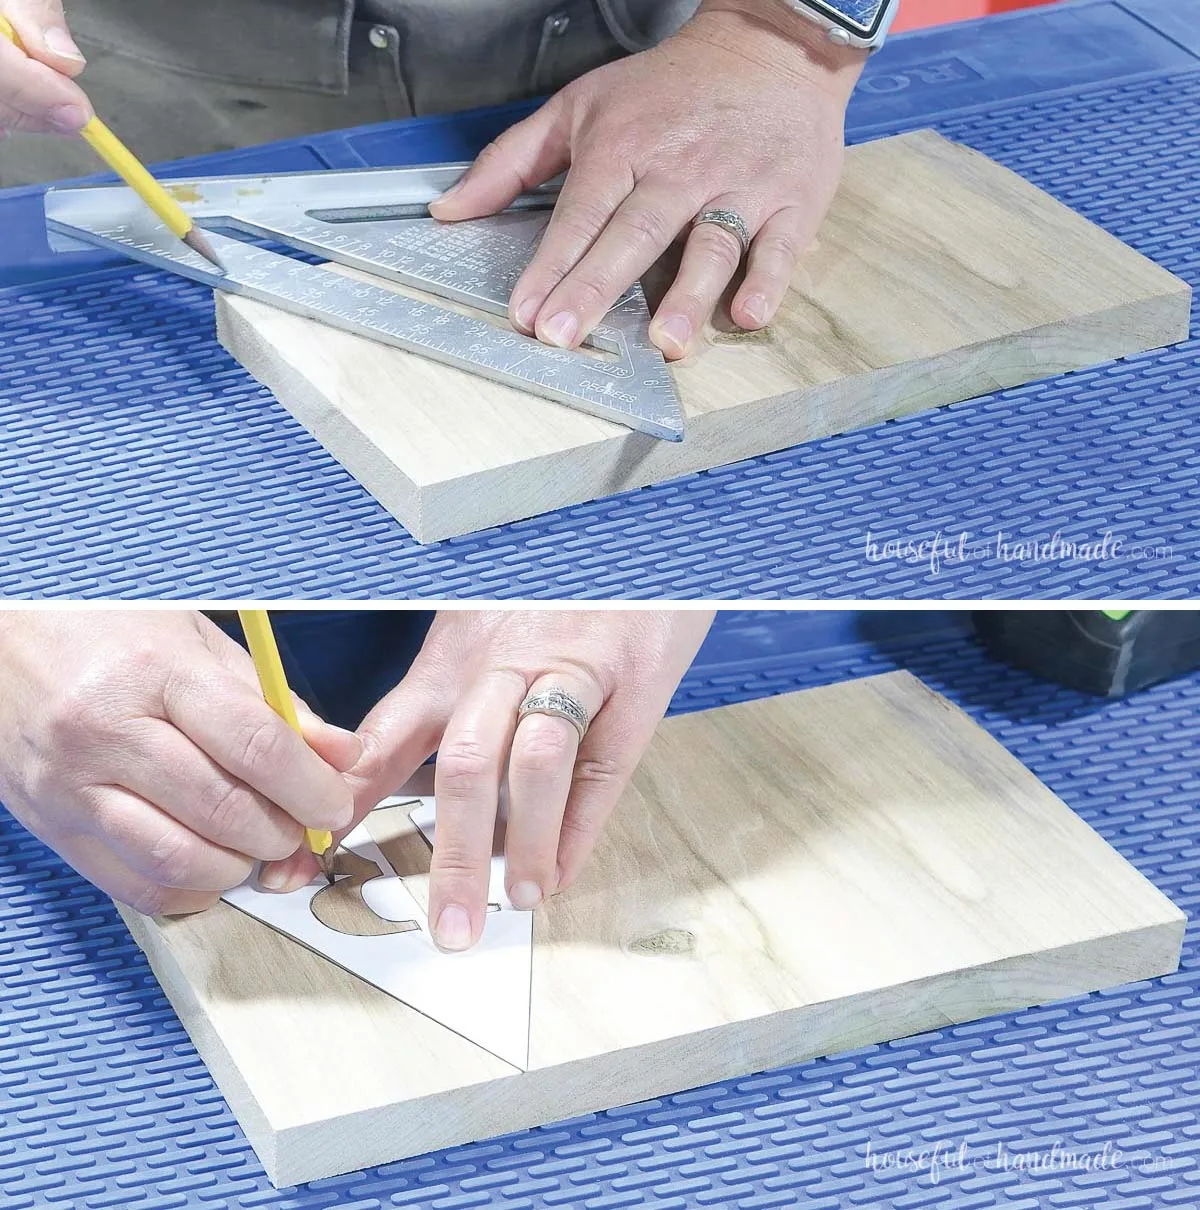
[
  {"xmin": 118, "ymin": 671, "xmax": 1185, "ymax": 1186},
  {"xmin": 215, "ymin": 129, "xmax": 1191, "ymax": 542}
]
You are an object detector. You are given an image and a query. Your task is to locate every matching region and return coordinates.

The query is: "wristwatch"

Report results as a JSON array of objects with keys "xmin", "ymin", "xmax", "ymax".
[{"xmin": 778, "ymin": 0, "xmax": 901, "ymax": 51}]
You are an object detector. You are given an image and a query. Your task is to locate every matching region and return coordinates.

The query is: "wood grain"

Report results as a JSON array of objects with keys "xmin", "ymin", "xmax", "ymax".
[
  {"xmin": 309, "ymin": 849, "xmax": 420, "ymax": 936},
  {"xmin": 215, "ymin": 129, "xmax": 1191, "ymax": 542},
  {"xmin": 118, "ymin": 671, "xmax": 1186, "ymax": 1186}
]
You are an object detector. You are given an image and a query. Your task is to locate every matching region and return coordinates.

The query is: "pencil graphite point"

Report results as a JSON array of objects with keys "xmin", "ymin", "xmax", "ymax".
[
  {"xmin": 318, "ymin": 847, "xmax": 338, "ymax": 885},
  {"xmin": 183, "ymin": 227, "xmax": 227, "ymax": 273}
]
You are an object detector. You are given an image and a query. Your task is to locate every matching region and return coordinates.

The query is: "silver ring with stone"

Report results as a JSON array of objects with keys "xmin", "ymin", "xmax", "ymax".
[
  {"xmin": 517, "ymin": 688, "xmax": 590, "ymax": 742},
  {"xmin": 692, "ymin": 208, "xmax": 752, "ymax": 256}
]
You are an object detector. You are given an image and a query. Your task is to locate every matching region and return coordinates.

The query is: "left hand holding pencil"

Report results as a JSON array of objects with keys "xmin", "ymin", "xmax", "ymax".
[{"xmin": 0, "ymin": 1, "xmax": 92, "ymax": 136}]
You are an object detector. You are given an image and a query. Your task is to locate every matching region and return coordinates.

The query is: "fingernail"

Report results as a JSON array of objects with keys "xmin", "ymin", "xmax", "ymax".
[
  {"xmin": 740, "ymin": 294, "xmax": 768, "ymax": 327},
  {"xmin": 44, "ymin": 27, "xmax": 85, "ymax": 61},
  {"xmin": 434, "ymin": 904, "xmax": 473, "ymax": 952},
  {"xmin": 47, "ymin": 104, "xmax": 89, "ymax": 134},
  {"xmin": 653, "ymin": 315, "xmax": 691, "ymax": 358},
  {"xmin": 259, "ymin": 863, "xmax": 297, "ymax": 892},
  {"xmin": 540, "ymin": 311, "xmax": 578, "ymax": 348},
  {"xmin": 508, "ymin": 881, "xmax": 543, "ymax": 910},
  {"xmin": 513, "ymin": 297, "xmax": 538, "ymax": 332},
  {"xmin": 432, "ymin": 179, "xmax": 464, "ymax": 205}
]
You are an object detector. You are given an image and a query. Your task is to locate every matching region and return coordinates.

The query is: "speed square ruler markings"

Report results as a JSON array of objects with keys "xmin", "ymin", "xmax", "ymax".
[{"xmin": 44, "ymin": 164, "xmax": 685, "ymax": 442}]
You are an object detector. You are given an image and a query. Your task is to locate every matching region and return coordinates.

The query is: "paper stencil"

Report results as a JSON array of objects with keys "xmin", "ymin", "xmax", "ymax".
[{"xmin": 223, "ymin": 795, "xmax": 532, "ymax": 1071}]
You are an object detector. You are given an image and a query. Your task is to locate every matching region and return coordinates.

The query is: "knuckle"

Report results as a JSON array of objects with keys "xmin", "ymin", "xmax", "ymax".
[
  {"xmin": 564, "ymin": 273, "xmax": 613, "ymax": 313},
  {"xmin": 664, "ymin": 286, "xmax": 712, "ymax": 320},
  {"xmin": 572, "ymin": 753, "xmax": 626, "ymax": 790},
  {"xmin": 123, "ymin": 638, "xmax": 165, "ymax": 679},
  {"xmin": 47, "ymin": 690, "xmax": 118, "ymax": 751},
  {"xmin": 621, "ymin": 205, "xmax": 672, "ymax": 247},
  {"xmin": 142, "ymin": 829, "xmax": 197, "ymax": 889},
  {"xmin": 436, "ymin": 738, "xmax": 498, "ymax": 792},
  {"xmin": 235, "ymin": 718, "xmax": 286, "ymax": 776},
  {"xmin": 557, "ymin": 812, "xmax": 594, "ymax": 847},
  {"xmin": 430, "ymin": 854, "xmax": 489, "ymax": 896},
  {"xmin": 553, "ymin": 198, "xmax": 614, "ymax": 246},
  {"xmin": 511, "ymin": 270, "xmax": 556, "ymax": 309},
  {"xmin": 695, "ymin": 226, "xmax": 744, "ymax": 270},
  {"xmin": 193, "ymin": 779, "xmax": 248, "ymax": 844},
  {"xmin": 49, "ymin": 646, "xmax": 169, "ymax": 752},
  {"xmin": 88, "ymin": 795, "xmax": 131, "ymax": 845},
  {"xmin": 430, "ymin": 856, "xmax": 481, "ymax": 880},
  {"xmin": 512, "ymin": 718, "xmax": 576, "ymax": 776},
  {"xmin": 43, "ymin": 691, "xmax": 98, "ymax": 748},
  {"xmin": 755, "ymin": 231, "xmax": 800, "ymax": 265},
  {"xmin": 474, "ymin": 138, "xmax": 505, "ymax": 167}
]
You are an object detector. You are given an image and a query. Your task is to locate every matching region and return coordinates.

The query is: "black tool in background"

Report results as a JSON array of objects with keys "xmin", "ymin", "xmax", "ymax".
[{"xmin": 974, "ymin": 610, "xmax": 1200, "ymax": 698}]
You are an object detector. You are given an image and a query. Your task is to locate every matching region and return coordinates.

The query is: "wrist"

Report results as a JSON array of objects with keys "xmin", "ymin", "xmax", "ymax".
[{"xmin": 689, "ymin": 0, "xmax": 868, "ymax": 90}]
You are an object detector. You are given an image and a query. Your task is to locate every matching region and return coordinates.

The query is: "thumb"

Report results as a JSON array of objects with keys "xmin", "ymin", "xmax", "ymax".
[
  {"xmin": 428, "ymin": 97, "xmax": 569, "ymax": 222},
  {"xmin": 3, "ymin": 0, "xmax": 87, "ymax": 76},
  {"xmin": 258, "ymin": 704, "xmax": 361, "ymax": 893},
  {"xmin": 259, "ymin": 679, "xmax": 445, "ymax": 895},
  {"xmin": 294, "ymin": 696, "xmax": 363, "ymax": 774}
]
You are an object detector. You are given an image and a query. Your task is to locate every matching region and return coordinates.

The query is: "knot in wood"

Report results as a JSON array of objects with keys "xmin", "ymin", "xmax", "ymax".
[{"xmin": 628, "ymin": 927, "xmax": 696, "ymax": 956}]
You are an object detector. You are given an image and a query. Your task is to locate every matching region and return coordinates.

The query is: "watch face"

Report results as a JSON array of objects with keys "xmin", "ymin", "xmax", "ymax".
[{"xmin": 804, "ymin": 0, "xmax": 891, "ymax": 37}]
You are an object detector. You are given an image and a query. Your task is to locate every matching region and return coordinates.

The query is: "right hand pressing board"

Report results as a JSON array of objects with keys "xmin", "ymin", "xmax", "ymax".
[{"xmin": 0, "ymin": 610, "xmax": 360, "ymax": 916}]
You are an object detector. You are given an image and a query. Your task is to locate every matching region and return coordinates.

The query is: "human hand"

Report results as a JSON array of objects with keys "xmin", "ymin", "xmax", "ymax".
[
  {"xmin": 430, "ymin": 0, "xmax": 865, "ymax": 360},
  {"xmin": 261, "ymin": 609, "xmax": 714, "ymax": 951},
  {"xmin": 0, "ymin": 611, "xmax": 359, "ymax": 916},
  {"xmin": 0, "ymin": 0, "xmax": 92, "ymax": 136}
]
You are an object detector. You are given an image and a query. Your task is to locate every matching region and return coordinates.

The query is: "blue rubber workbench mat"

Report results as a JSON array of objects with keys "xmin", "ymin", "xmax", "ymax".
[
  {"xmin": 1, "ymin": 0, "xmax": 1198, "ymax": 599},
  {"xmin": 2, "ymin": 612, "xmax": 1198, "ymax": 1208}
]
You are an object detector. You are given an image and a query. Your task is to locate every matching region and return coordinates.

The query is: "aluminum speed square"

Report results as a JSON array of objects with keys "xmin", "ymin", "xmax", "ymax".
[{"xmin": 43, "ymin": 164, "xmax": 685, "ymax": 441}]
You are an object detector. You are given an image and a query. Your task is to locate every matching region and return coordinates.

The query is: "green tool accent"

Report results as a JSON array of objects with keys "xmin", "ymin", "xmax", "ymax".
[{"xmin": 1101, "ymin": 609, "xmax": 1133, "ymax": 621}]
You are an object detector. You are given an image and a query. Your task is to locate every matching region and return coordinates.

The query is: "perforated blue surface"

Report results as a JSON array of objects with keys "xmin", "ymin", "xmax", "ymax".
[
  {"xmin": 1, "ymin": 0, "xmax": 1197, "ymax": 599},
  {"xmin": 2, "ymin": 615, "xmax": 1197, "ymax": 1207}
]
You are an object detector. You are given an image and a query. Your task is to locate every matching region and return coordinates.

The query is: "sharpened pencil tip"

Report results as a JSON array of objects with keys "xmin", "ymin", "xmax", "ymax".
[
  {"xmin": 317, "ymin": 845, "xmax": 339, "ymax": 885},
  {"xmin": 183, "ymin": 227, "xmax": 227, "ymax": 273}
]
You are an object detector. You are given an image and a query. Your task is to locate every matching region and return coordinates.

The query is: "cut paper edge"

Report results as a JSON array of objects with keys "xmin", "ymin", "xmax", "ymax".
[{"xmin": 223, "ymin": 795, "xmax": 532, "ymax": 1071}]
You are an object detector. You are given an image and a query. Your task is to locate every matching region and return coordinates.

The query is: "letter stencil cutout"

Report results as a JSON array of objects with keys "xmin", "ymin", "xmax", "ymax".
[{"xmin": 223, "ymin": 796, "xmax": 532, "ymax": 1070}]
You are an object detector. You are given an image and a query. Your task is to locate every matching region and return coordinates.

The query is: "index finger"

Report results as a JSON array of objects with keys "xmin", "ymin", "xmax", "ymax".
[
  {"xmin": 507, "ymin": 165, "xmax": 633, "ymax": 337},
  {"xmin": 162, "ymin": 665, "xmax": 353, "ymax": 834},
  {"xmin": 428, "ymin": 98, "xmax": 568, "ymax": 223}
]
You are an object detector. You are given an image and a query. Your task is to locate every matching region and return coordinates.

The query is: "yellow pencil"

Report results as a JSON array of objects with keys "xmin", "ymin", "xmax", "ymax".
[
  {"xmin": 0, "ymin": 15, "xmax": 225, "ymax": 272},
  {"xmin": 237, "ymin": 610, "xmax": 337, "ymax": 884}
]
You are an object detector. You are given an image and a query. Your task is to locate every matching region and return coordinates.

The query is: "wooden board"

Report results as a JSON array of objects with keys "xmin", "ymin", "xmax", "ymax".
[
  {"xmin": 118, "ymin": 671, "xmax": 1186, "ymax": 1186},
  {"xmin": 215, "ymin": 129, "xmax": 1191, "ymax": 543}
]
